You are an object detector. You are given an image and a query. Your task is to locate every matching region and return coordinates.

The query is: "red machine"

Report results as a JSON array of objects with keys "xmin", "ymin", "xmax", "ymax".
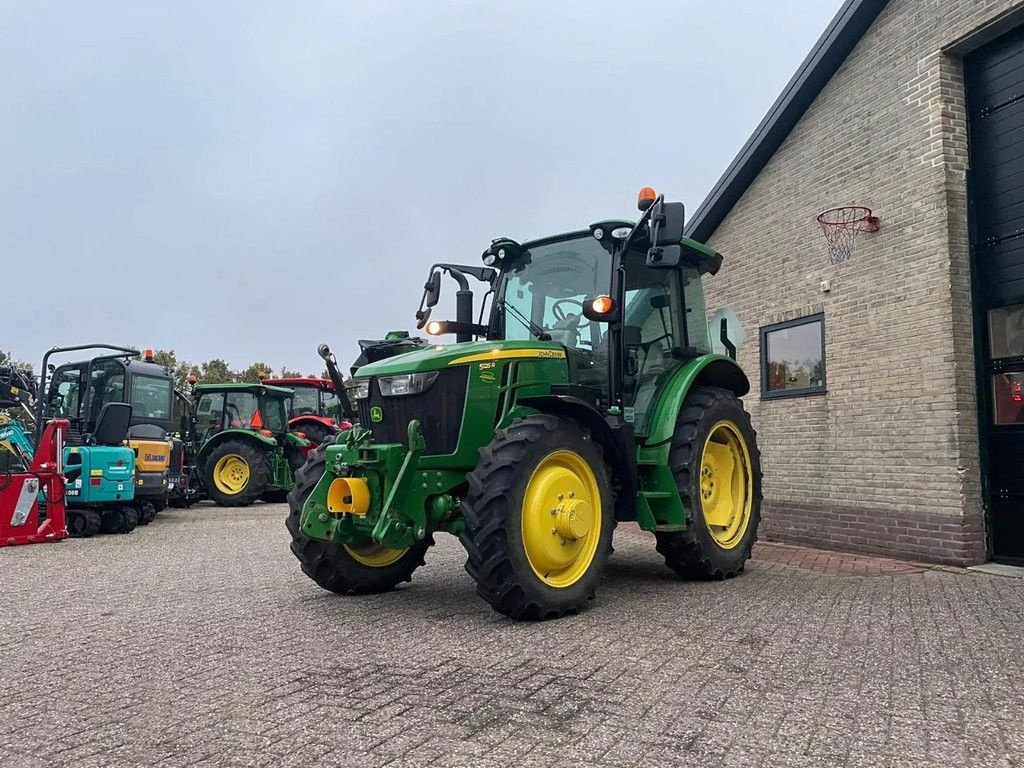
[
  {"xmin": 0, "ymin": 419, "xmax": 69, "ymax": 547},
  {"xmin": 263, "ymin": 377, "xmax": 351, "ymax": 445}
]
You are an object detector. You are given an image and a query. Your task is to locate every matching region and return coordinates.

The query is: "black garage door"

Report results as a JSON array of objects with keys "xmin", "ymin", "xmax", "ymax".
[{"xmin": 967, "ymin": 28, "xmax": 1024, "ymax": 564}]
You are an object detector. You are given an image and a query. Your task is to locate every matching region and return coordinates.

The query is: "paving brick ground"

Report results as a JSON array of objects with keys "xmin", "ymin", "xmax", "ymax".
[
  {"xmin": 750, "ymin": 541, "xmax": 926, "ymax": 576},
  {"xmin": 1, "ymin": 503, "xmax": 1022, "ymax": 768}
]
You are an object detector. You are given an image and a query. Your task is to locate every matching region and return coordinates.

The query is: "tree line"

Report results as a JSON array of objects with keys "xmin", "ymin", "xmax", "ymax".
[
  {"xmin": 1, "ymin": 348, "xmax": 323, "ymax": 399},
  {"xmin": 145, "ymin": 350, "xmax": 321, "ymax": 392}
]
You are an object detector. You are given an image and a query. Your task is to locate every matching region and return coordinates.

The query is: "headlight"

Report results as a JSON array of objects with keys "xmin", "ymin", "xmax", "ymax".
[
  {"xmin": 345, "ymin": 378, "xmax": 370, "ymax": 400},
  {"xmin": 377, "ymin": 371, "xmax": 439, "ymax": 397}
]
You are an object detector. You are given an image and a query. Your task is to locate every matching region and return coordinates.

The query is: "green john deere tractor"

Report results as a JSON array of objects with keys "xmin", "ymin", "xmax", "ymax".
[
  {"xmin": 179, "ymin": 382, "xmax": 311, "ymax": 507},
  {"xmin": 288, "ymin": 189, "xmax": 762, "ymax": 619}
]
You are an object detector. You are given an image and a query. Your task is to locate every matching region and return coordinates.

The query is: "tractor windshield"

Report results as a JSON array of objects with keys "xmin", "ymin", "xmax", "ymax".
[
  {"xmin": 500, "ymin": 235, "xmax": 612, "ymax": 351},
  {"xmin": 322, "ymin": 389, "xmax": 343, "ymax": 420},
  {"xmin": 291, "ymin": 386, "xmax": 320, "ymax": 416}
]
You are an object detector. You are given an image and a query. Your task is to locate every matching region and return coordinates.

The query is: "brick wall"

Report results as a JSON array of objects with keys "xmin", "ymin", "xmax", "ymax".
[{"xmin": 703, "ymin": 0, "xmax": 1024, "ymax": 564}]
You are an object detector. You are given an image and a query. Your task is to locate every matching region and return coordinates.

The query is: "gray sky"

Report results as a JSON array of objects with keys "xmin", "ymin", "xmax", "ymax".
[{"xmin": 2, "ymin": 0, "xmax": 842, "ymax": 374}]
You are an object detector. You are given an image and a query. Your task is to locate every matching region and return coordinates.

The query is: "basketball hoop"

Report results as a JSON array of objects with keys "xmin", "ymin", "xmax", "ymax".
[{"xmin": 816, "ymin": 206, "xmax": 880, "ymax": 264}]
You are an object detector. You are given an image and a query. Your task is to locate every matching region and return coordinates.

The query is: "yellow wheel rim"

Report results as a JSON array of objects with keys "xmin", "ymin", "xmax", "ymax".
[
  {"xmin": 700, "ymin": 420, "xmax": 753, "ymax": 550},
  {"xmin": 521, "ymin": 449, "xmax": 602, "ymax": 588},
  {"xmin": 343, "ymin": 541, "xmax": 408, "ymax": 568},
  {"xmin": 213, "ymin": 454, "xmax": 250, "ymax": 495}
]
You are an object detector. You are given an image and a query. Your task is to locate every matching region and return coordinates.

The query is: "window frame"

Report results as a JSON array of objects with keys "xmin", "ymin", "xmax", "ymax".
[{"xmin": 759, "ymin": 313, "xmax": 827, "ymax": 400}]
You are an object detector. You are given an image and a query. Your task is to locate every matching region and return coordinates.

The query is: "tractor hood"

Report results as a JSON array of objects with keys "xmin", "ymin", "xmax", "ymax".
[{"xmin": 354, "ymin": 340, "xmax": 567, "ymax": 377}]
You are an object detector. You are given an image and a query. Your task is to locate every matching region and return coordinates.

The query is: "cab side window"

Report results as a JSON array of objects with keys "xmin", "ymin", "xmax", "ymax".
[{"xmin": 195, "ymin": 393, "xmax": 225, "ymax": 438}]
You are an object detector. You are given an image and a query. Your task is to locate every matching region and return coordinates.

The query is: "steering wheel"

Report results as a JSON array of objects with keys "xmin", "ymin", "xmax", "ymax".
[{"xmin": 551, "ymin": 298, "xmax": 585, "ymax": 322}]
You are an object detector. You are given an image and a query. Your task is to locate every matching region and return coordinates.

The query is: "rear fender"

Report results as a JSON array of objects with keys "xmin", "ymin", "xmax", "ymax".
[
  {"xmin": 196, "ymin": 429, "xmax": 276, "ymax": 467},
  {"xmin": 289, "ymin": 415, "xmax": 339, "ymax": 432},
  {"xmin": 641, "ymin": 355, "xmax": 749, "ymax": 454}
]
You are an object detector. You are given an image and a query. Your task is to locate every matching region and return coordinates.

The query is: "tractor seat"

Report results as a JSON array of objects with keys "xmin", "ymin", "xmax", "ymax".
[{"xmin": 548, "ymin": 313, "xmax": 582, "ymax": 347}]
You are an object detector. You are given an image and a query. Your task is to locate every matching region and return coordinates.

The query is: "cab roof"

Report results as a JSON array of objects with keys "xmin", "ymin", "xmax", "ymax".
[
  {"xmin": 193, "ymin": 382, "xmax": 294, "ymax": 397},
  {"xmin": 263, "ymin": 377, "xmax": 333, "ymax": 390}
]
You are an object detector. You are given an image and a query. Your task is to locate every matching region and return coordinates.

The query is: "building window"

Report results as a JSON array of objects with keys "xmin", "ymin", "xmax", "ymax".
[{"xmin": 760, "ymin": 314, "xmax": 826, "ymax": 399}]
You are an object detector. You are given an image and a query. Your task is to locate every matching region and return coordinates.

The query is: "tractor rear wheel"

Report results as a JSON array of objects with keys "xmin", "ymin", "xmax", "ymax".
[
  {"xmin": 296, "ymin": 421, "xmax": 335, "ymax": 447},
  {"xmin": 67, "ymin": 509, "xmax": 102, "ymax": 538},
  {"xmin": 461, "ymin": 414, "xmax": 614, "ymax": 620},
  {"xmin": 203, "ymin": 440, "xmax": 269, "ymax": 507},
  {"xmin": 286, "ymin": 442, "xmax": 432, "ymax": 594},
  {"xmin": 655, "ymin": 386, "xmax": 762, "ymax": 579}
]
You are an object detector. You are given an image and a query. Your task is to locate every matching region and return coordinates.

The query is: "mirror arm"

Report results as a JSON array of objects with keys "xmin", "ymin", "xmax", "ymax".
[{"xmin": 720, "ymin": 318, "xmax": 737, "ymax": 361}]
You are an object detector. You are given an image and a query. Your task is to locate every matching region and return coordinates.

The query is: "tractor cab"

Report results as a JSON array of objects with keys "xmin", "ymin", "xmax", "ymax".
[
  {"xmin": 191, "ymin": 383, "xmax": 292, "ymax": 443},
  {"xmin": 412, "ymin": 190, "xmax": 732, "ymax": 434}
]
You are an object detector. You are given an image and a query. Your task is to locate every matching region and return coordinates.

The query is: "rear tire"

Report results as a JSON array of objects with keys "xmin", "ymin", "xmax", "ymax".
[
  {"xmin": 655, "ymin": 386, "xmax": 762, "ymax": 580},
  {"xmin": 286, "ymin": 442, "xmax": 432, "ymax": 594},
  {"xmin": 203, "ymin": 439, "xmax": 269, "ymax": 507},
  {"xmin": 461, "ymin": 414, "xmax": 615, "ymax": 620}
]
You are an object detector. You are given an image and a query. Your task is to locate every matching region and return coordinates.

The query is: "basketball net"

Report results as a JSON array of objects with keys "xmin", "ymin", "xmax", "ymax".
[{"xmin": 817, "ymin": 206, "xmax": 880, "ymax": 264}]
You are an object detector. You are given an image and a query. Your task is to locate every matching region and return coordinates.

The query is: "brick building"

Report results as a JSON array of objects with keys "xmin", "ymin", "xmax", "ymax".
[{"xmin": 687, "ymin": 0, "xmax": 1024, "ymax": 565}]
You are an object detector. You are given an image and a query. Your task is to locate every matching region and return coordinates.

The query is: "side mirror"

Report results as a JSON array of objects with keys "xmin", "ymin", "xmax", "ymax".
[
  {"xmin": 425, "ymin": 271, "xmax": 442, "ymax": 308},
  {"xmin": 652, "ymin": 201, "xmax": 685, "ymax": 246},
  {"xmin": 646, "ymin": 200, "xmax": 686, "ymax": 269}
]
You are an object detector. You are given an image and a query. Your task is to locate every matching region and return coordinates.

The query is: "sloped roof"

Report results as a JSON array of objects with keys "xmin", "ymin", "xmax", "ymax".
[{"xmin": 685, "ymin": 0, "xmax": 890, "ymax": 242}]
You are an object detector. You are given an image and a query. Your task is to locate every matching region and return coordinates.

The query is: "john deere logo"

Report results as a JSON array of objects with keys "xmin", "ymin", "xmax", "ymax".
[{"xmin": 370, "ymin": 406, "xmax": 383, "ymax": 423}]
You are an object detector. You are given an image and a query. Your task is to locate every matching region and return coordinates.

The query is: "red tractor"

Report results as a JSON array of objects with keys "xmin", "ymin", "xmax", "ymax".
[{"xmin": 262, "ymin": 376, "xmax": 351, "ymax": 446}]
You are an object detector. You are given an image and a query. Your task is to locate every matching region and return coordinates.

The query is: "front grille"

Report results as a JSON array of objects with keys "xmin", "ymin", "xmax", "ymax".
[{"xmin": 357, "ymin": 368, "xmax": 468, "ymax": 456}]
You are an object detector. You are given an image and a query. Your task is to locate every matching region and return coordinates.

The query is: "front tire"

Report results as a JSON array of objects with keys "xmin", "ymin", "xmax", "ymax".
[
  {"xmin": 655, "ymin": 386, "xmax": 762, "ymax": 579},
  {"xmin": 461, "ymin": 414, "xmax": 614, "ymax": 620},
  {"xmin": 203, "ymin": 440, "xmax": 269, "ymax": 507},
  {"xmin": 286, "ymin": 443, "xmax": 432, "ymax": 594}
]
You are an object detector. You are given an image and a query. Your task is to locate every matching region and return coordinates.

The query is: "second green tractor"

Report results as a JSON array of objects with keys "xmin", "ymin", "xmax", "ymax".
[
  {"xmin": 288, "ymin": 189, "xmax": 762, "ymax": 619},
  {"xmin": 175, "ymin": 382, "xmax": 310, "ymax": 506}
]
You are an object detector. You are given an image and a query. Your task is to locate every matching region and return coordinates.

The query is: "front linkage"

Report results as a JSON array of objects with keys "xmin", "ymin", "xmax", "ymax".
[{"xmin": 299, "ymin": 422, "xmax": 463, "ymax": 551}]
